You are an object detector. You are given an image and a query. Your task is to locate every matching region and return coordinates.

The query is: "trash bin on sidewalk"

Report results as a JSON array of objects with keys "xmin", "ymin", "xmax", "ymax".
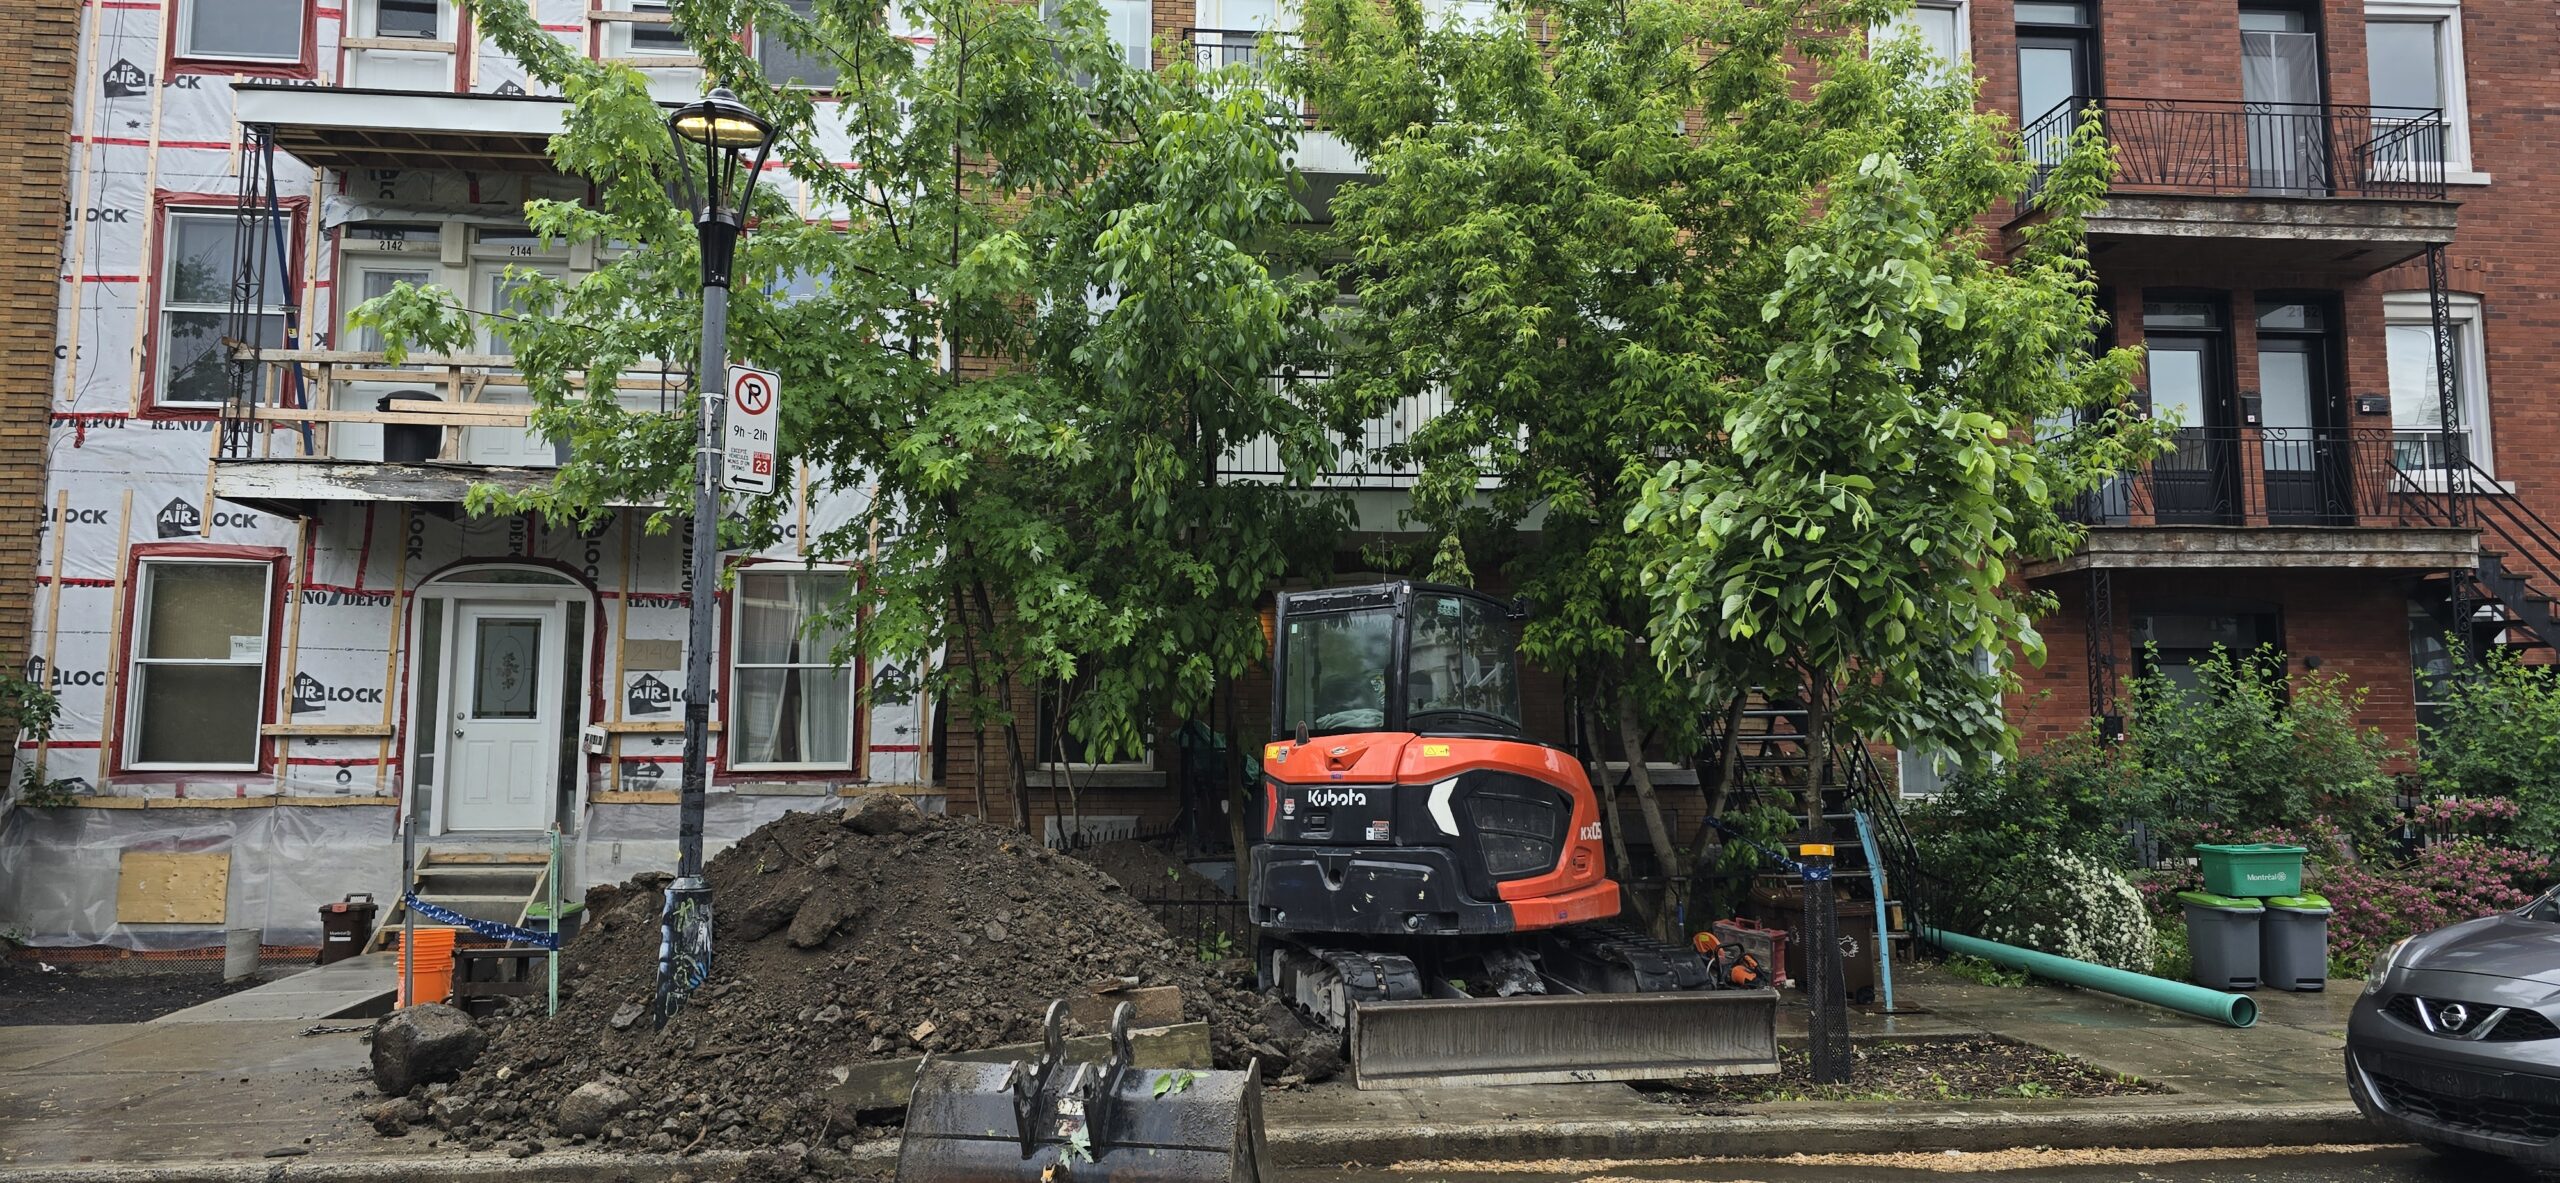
[
  {"xmin": 2260, "ymin": 893, "xmax": 2332, "ymax": 991},
  {"xmin": 2193, "ymin": 843, "xmax": 2307, "ymax": 898},
  {"xmin": 2178, "ymin": 890, "xmax": 2265, "ymax": 990},
  {"xmin": 316, "ymin": 892, "xmax": 378, "ymax": 966}
]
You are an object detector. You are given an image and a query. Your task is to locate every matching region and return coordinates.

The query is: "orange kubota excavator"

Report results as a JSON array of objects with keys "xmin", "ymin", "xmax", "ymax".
[{"xmin": 1248, "ymin": 581, "xmax": 1778, "ymax": 1088}]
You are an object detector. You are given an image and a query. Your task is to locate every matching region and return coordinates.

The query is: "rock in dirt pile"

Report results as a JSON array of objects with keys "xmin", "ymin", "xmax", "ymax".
[{"xmin": 373, "ymin": 796, "xmax": 1338, "ymax": 1157}]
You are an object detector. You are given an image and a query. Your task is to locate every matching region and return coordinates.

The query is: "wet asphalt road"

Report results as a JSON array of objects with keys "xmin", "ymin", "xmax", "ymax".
[{"xmin": 1283, "ymin": 1145, "xmax": 2559, "ymax": 1182}]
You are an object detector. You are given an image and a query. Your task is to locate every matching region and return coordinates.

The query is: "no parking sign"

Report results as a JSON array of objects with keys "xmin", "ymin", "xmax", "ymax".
[{"xmin": 722, "ymin": 365, "xmax": 780, "ymax": 495}]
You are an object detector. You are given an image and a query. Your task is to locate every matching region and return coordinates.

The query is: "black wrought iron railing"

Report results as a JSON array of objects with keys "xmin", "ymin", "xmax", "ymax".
[
  {"xmin": 1181, "ymin": 28, "xmax": 1317, "ymax": 123},
  {"xmin": 2063, "ymin": 426, "xmax": 2461, "ymax": 528},
  {"xmin": 2020, "ymin": 96, "xmax": 2448, "ymax": 206}
]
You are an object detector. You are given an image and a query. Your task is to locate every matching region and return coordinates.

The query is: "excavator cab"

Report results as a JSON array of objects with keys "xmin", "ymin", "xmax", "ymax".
[
  {"xmin": 1270, "ymin": 582, "xmax": 1527, "ymax": 742},
  {"xmin": 1252, "ymin": 582, "xmax": 1617, "ymax": 940}
]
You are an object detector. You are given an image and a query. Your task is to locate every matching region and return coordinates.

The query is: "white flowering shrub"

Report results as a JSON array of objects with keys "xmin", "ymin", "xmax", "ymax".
[{"xmin": 1970, "ymin": 850, "xmax": 2157, "ymax": 973}]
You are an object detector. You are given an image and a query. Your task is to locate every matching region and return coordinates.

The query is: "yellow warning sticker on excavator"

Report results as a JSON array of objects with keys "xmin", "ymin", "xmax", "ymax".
[
  {"xmin": 1266, "ymin": 743, "xmax": 1289, "ymax": 761},
  {"xmin": 1421, "ymin": 744, "xmax": 1451, "ymax": 757}
]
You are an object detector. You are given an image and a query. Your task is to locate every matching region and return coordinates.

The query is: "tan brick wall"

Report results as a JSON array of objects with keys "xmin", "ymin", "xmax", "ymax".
[{"xmin": 0, "ymin": 0, "xmax": 76, "ymax": 668}]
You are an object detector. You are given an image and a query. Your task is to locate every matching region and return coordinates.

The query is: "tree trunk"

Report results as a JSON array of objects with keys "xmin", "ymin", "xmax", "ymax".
[
  {"xmin": 1615, "ymin": 695, "xmax": 1685, "ymax": 938},
  {"xmin": 1580, "ymin": 696, "xmax": 1648, "ymax": 930},
  {"xmin": 1705, "ymin": 694, "xmax": 1746, "ymax": 822}
]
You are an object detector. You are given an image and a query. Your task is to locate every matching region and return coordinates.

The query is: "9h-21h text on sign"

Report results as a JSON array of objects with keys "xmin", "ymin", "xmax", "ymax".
[{"xmin": 723, "ymin": 365, "xmax": 781, "ymax": 496}]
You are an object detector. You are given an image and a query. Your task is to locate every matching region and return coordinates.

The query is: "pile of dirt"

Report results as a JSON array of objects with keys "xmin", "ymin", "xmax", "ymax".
[{"xmin": 381, "ymin": 797, "xmax": 1336, "ymax": 1159}]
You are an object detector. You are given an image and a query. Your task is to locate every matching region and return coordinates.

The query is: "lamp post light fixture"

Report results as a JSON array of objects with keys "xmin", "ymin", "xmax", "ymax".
[{"xmin": 654, "ymin": 86, "xmax": 774, "ymax": 1027}]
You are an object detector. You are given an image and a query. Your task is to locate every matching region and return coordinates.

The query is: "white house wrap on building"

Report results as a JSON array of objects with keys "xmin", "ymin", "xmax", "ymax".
[{"xmin": 1, "ymin": 0, "xmax": 930, "ymax": 949}]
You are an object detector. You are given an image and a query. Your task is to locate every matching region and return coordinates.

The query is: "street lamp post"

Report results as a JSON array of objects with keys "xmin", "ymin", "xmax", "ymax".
[{"xmin": 654, "ymin": 87, "xmax": 774, "ymax": 1027}]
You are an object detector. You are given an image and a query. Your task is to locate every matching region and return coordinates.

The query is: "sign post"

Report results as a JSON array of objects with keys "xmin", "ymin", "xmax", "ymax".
[{"xmin": 722, "ymin": 366, "xmax": 780, "ymax": 496}]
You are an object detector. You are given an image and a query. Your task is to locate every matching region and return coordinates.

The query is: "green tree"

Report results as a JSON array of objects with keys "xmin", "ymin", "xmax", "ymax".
[
  {"xmin": 2124, "ymin": 646, "xmax": 2400, "ymax": 852},
  {"xmin": 1292, "ymin": 0, "xmax": 2162, "ymax": 876},
  {"xmin": 2422, "ymin": 645, "xmax": 2560, "ymax": 853},
  {"xmin": 360, "ymin": 0, "xmax": 1345, "ymax": 822}
]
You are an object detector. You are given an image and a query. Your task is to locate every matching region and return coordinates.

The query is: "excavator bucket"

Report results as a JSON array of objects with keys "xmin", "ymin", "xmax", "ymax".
[{"xmin": 897, "ymin": 1001, "xmax": 1267, "ymax": 1183}]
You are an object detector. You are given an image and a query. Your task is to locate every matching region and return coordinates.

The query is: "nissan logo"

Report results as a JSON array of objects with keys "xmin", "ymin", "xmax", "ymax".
[{"xmin": 2437, "ymin": 1003, "xmax": 2471, "ymax": 1032}]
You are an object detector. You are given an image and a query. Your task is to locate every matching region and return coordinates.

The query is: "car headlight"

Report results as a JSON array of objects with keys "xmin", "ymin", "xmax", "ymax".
[{"xmin": 2365, "ymin": 937, "xmax": 2413, "ymax": 995}]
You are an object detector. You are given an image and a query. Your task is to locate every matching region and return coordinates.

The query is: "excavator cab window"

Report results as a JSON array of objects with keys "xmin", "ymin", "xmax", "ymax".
[
  {"xmin": 1405, "ymin": 591, "xmax": 1523, "ymax": 734},
  {"xmin": 1281, "ymin": 606, "xmax": 1394, "ymax": 735},
  {"xmin": 1273, "ymin": 582, "xmax": 1525, "ymax": 739}
]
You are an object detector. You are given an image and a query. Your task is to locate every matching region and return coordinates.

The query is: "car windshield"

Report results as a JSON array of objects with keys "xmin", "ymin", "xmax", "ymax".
[
  {"xmin": 1405, "ymin": 592, "xmax": 1522, "ymax": 732},
  {"xmin": 1280, "ymin": 606, "xmax": 1393, "ymax": 735}
]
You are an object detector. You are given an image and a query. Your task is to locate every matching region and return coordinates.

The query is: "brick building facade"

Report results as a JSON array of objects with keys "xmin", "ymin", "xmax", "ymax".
[
  {"xmin": 0, "ymin": 0, "xmax": 77, "ymax": 673},
  {"xmin": 1937, "ymin": 0, "xmax": 2554, "ymax": 769}
]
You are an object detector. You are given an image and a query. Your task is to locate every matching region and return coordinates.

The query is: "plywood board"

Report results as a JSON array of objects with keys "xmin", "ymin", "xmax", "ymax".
[{"xmin": 115, "ymin": 853, "xmax": 231, "ymax": 925}]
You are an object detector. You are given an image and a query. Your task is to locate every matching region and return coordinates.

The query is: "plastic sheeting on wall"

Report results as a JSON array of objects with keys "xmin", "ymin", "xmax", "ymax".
[{"xmin": 0, "ymin": 804, "xmax": 400, "ymax": 949}]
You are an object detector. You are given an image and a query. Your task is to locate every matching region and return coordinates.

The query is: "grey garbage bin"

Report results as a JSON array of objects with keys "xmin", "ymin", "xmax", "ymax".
[
  {"xmin": 2260, "ymin": 893, "xmax": 2332, "ymax": 991},
  {"xmin": 2178, "ymin": 890, "xmax": 2265, "ymax": 991}
]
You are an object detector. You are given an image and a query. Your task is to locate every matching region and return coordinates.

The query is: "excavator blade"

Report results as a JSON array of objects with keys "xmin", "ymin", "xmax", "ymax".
[{"xmin": 1346, "ymin": 989, "xmax": 1781, "ymax": 1089}]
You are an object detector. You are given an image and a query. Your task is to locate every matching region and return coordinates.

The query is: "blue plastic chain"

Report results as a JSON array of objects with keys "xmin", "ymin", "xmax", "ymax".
[{"xmin": 401, "ymin": 892, "xmax": 559, "ymax": 950}]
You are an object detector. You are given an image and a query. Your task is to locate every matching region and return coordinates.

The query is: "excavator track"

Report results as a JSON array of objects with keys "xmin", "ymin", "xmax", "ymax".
[
  {"xmin": 1538, "ymin": 922, "xmax": 1715, "ymax": 994},
  {"xmin": 1260, "ymin": 941, "xmax": 1423, "ymax": 1034}
]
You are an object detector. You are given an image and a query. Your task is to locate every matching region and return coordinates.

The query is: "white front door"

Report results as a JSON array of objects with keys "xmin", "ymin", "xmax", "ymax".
[{"xmin": 443, "ymin": 602, "xmax": 565, "ymax": 831}]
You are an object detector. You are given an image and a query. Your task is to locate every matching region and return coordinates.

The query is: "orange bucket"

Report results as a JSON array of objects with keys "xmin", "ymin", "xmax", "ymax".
[{"xmin": 395, "ymin": 926, "xmax": 459, "ymax": 1007}]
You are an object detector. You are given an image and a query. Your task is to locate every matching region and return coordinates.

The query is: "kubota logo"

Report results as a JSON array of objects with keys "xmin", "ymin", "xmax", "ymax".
[{"xmin": 1304, "ymin": 788, "xmax": 1368, "ymax": 808}]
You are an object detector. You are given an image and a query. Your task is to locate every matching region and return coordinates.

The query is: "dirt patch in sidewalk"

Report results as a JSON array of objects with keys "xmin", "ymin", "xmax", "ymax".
[
  {"xmin": 394, "ymin": 800, "xmax": 1333, "ymax": 1160},
  {"xmin": 1643, "ymin": 1036, "xmax": 2161, "ymax": 1107},
  {"xmin": 0, "ymin": 956, "xmax": 289, "ymax": 1025}
]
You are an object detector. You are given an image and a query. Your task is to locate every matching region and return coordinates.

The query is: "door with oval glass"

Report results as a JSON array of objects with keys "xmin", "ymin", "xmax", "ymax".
[{"xmin": 443, "ymin": 602, "xmax": 565, "ymax": 832}]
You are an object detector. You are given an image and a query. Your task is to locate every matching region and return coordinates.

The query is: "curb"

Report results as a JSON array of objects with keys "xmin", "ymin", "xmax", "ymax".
[
  {"xmin": 0, "ymin": 1103, "xmax": 2375, "ymax": 1181},
  {"xmin": 1265, "ymin": 1102, "xmax": 2375, "ymax": 1166}
]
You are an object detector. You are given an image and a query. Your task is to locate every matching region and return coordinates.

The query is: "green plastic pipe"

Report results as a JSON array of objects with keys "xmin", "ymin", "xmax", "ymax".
[{"xmin": 1920, "ymin": 926, "xmax": 2258, "ymax": 1029}]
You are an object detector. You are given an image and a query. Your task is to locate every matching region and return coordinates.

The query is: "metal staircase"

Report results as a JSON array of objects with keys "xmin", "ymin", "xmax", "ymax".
[
  {"xmin": 2402, "ymin": 457, "xmax": 2560, "ymax": 654},
  {"xmin": 1690, "ymin": 698, "xmax": 1930, "ymax": 997}
]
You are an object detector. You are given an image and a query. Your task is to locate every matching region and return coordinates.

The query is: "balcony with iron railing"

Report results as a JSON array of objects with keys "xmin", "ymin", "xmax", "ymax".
[
  {"xmin": 2010, "ymin": 97, "xmax": 2458, "ymax": 273},
  {"xmin": 2037, "ymin": 426, "xmax": 2480, "ymax": 574},
  {"xmin": 1219, "ymin": 371, "xmax": 1443, "ymax": 490}
]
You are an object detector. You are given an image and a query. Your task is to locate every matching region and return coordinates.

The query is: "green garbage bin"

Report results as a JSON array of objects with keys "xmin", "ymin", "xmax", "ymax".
[
  {"xmin": 2178, "ymin": 890, "xmax": 2265, "ymax": 990},
  {"xmin": 2194, "ymin": 843, "xmax": 2307, "ymax": 898},
  {"xmin": 2260, "ymin": 893, "xmax": 2331, "ymax": 992}
]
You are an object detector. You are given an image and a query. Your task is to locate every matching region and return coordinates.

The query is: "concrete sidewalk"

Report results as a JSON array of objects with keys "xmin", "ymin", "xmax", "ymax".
[{"xmin": 0, "ymin": 959, "xmax": 2374, "ymax": 1180}]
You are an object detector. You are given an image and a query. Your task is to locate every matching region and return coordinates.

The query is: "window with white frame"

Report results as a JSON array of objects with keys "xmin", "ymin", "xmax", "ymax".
[
  {"xmin": 127, "ymin": 560, "xmax": 274, "ymax": 769},
  {"xmin": 1896, "ymin": 649, "xmax": 1997, "ymax": 797},
  {"xmin": 2365, "ymin": 0, "xmax": 2473, "ymax": 176},
  {"xmin": 1421, "ymin": 0, "xmax": 1498, "ymax": 29},
  {"xmin": 616, "ymin": 0, "xmax": 689, "ymax": 55},
  {"xmin": 757, "ymin": 0, "xmax": 839, "ymax": 88},
  {"xmin": 2384, "ymin": 291, "xmax": 2491, "ymax": 475},
  {"xmin": 1039, "ymin": 0, "xmax": 1149, "ymax": 72},
  {"xmin": 1877, "ymin": 0, "xmax": 1966, "ymax": 71},
  {"xmin": 1037, "ymin": 671, "xmax": 1152, "ymax": 769},
  {"xmin": 368, "ymin": 0, "xmax": 441, "ymax": 39},
  {"xmin": 730, "ymin": 569, "xmax": 856, "ymax": 769},
  {"xmin": 158, "ymin": 209, "xmax": 289, "ymax": 406},
  {"xmin": 179, "ymin": 0, "xmax": 306, "ymax": 61}
]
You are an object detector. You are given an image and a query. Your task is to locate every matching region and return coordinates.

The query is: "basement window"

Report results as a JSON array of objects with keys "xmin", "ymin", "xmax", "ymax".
[{"xmin": 126, "ymin": 560, "xmax": 274, "ymax": 769}]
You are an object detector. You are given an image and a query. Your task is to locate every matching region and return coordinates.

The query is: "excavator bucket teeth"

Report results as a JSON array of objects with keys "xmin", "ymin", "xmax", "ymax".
[
  {"xmin": 898, "ymin": 1002, "xmax": 1266, "ymax": 1183},
  {"xmin": 1346, "ymin": 989, "xmax": 1781, "ymax": 1089}
]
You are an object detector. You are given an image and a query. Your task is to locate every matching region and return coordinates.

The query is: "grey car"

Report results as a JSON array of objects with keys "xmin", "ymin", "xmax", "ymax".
[{"xmin": 2348, "ymin": 885, "xmax": 2560, "ymax": 1165}]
